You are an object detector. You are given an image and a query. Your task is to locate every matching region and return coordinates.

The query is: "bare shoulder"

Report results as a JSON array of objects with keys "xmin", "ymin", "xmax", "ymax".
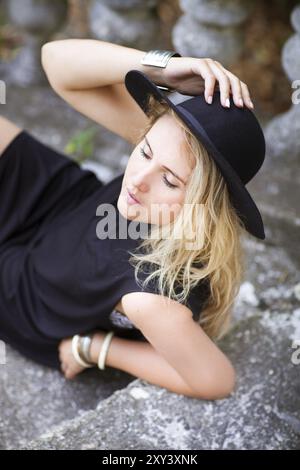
[{"xmin": 117, "ymin": 291, "xmax": 194, "ymax": 332}]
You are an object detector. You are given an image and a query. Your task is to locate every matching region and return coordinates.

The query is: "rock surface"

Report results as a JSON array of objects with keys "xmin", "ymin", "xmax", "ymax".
[{"xmin": 0, "ymin": 83, "xmax": 299, "ymax": 450}]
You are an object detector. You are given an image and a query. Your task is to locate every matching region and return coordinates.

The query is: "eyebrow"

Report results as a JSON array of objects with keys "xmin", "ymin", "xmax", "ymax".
[{"xmin": 144, "ymin": 135, "xmax": 186, "ymax": 185}]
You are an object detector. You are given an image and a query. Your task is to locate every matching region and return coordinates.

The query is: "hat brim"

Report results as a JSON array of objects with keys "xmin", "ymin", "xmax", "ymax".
[{"xmin": 124, "ymin": 69, "xmax": 265, "ymax": 240}]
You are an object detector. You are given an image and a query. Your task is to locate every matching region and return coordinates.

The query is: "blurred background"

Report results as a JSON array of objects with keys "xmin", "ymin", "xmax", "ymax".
[{"xmin": 0, "ymin": 0, "xmax": 300, "ymax": 451}]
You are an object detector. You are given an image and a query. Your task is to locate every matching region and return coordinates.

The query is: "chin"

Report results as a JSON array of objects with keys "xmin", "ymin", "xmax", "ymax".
[
  {"xmin": 117, "ymin": 195, "xmax": 139, "ymax": 221},
  {"xmin": 117, "ymin": 196, "xmax": 128, "ymax": 218}
]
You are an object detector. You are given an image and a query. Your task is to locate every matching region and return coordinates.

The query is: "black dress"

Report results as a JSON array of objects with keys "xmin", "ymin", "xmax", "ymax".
[{"xmin": 0, "ymin": 130, "xmax": 210, "ymax": 371}]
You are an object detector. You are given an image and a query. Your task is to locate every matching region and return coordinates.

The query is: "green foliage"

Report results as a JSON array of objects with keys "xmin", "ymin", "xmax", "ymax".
[{"xmin": 64, "ymin": 127, "xmax": 98, "ymax": 164}]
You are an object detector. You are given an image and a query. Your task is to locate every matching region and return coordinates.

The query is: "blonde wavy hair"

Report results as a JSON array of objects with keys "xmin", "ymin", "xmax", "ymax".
[{"xmin": 127, "ymin": 94, "xmax": 246, "ymax": 342}]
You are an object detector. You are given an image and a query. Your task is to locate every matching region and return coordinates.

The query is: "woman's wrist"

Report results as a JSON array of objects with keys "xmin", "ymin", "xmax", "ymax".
[
  {"xmin": 139, "ymin": 52, "xmax": 181, "ymax": 89},
  {"xmin": 89, "ymin": 332, "xmax": 105, "ymax": 364},
  {"xmin": 138, "ymin": 60, "xmax": 170, "ymax": 88}
]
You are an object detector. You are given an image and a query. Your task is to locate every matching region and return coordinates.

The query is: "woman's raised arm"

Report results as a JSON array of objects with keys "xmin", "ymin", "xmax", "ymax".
[
  {"xmin": 41, "ymin": 38, "xmax": 163, "ymax": 90},
  {"xmin": 40, "ymin": 40, "xmax": 253, "ymax": 143},
  {"xmin": 41, "ymin": 39, "xmax": 253, "ymax": 108}
]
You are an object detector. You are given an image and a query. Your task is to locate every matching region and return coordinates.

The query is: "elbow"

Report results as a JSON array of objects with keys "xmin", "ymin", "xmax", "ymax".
[
  {"xmin": 41, "ymin": 42, "xmax": 64, "ymax": 91},
  {"xmin": 41, "ymin": 42, "xmax": 54, "ymax": 69},
  {"xmin": 193, "ymin": 364, "xmax": 237, "ymax": 401},
  {"xmin": 41, "ymin": 43, "xmax": 54, "ymax": 81},
  {"xmin": 211, "ymin": 366, "xmax": 236, "ymax": 400}
]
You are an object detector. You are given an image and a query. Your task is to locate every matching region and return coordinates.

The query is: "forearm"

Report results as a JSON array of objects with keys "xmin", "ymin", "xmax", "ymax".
[
  {"xmin": 90, "ymin": 334, "xmax": 200, "ymax": 399},
  {"xmin": 41, "ymin": 38, "xmax": 166, "ymax": 90}
]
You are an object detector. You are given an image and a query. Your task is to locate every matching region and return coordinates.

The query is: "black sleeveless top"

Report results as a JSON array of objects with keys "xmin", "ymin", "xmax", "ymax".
[{"xmin": 0, "ymin": 130, "xmax": 210, "ymax": 370}]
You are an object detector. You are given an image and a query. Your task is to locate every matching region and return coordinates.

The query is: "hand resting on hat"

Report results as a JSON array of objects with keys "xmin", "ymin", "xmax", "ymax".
[{"xmin": 162, "ymin": 56, "xmax": 254, "ymax": 110}]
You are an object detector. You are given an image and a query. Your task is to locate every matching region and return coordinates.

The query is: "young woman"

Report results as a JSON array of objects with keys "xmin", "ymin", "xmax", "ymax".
[{"xmin": 0, "ymin": 40, "xmax": 264, "ymax": 400}]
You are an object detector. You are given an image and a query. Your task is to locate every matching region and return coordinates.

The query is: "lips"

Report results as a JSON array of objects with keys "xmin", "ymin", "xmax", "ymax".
[{"xmin": 127, "ymin": 188, "xmax": 140, "ymax": 203}]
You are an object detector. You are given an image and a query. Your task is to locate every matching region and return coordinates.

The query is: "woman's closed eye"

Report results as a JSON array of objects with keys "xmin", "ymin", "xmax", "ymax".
[{"xmin": 139, "ymin": 146, "xmax": 178, "ymax": 189}]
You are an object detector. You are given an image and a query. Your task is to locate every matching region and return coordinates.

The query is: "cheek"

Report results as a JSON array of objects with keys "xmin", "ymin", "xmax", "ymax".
[
  {"xmin": 151, "ymin": 191, "xmax": 184, "ymax": 223},
  {"xmin": 150, "ymin": 187, "xmax": 182, "ymax": 206},
  {"xmin": 156, "ymin": 188, "xmax": 184, "ymax": 205}
]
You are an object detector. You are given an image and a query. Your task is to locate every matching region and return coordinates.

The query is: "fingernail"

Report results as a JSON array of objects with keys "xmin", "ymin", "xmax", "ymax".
[
  {"xmin": 239, "ymin": 98, "xmax": 244, "ymax": 107},
  {"xmin": 226, "ymin": 98, "xmax": 230, "ymax": 108},
  {"xmin": 249, "ymin": 100, "xmax": 254, "ymax": 108},
  {"xmin": 207, "ymin": 95, "xmax": 212, "ymax": 104}
]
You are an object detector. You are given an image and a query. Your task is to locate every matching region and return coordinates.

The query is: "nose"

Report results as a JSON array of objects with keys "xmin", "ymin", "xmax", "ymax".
[{"xmin": 131, "ymin": 168, "xmax": 150, "ymax": 192}]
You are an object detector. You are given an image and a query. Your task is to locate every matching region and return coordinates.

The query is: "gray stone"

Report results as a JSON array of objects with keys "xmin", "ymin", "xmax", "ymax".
[
  {"xmin": 291, "ymin": 5, "xmax": 300, "ymax": 34},
  {"xmin": 3, "ymin": 0, "xmax": 67, "ymax": 86},
  {"xmin": 6, "ymin": 0, "xmax": 67, "ymax": 34},
  {"xmin": 245, "ymin": 116, "xmax": 300, "ymax": 268},
  {"xmin": 173, "ymin": 0, "xmax": 253, "ymax": 65},
  {"xmin": 20, "ymin": 306, "xmax": 300, "ymax": 449},
  {"xmin": 99, "ymin": 0, "xmax": 158, "ymax": 10},
  {"xmin": 264, "ymin": 105, "xmax": 300, "ymax": 162},
  {"xmin": 0, "ymin": 345, "xmax": 136, "ymax": 449},
  {"xmin": 89, "ymin": 0, "xmax": 161, "ymax": 49},
  {"xmin": 180, "ymin": 0, "xmax": 253, "ymax": 27},
  {"xmin": 257, "ymin": 4, "xmax": 300, "ymax": 239},
  {"xmin": 2, "ymin": 34, "xmax": 48, "ymax": 87},
  {"xmin": 173, "ymin": 15, "xmax": 244, "ymax": 65},
  {"xmin": 282, "ymin": 34, "xmax": 300, "ymax": 83}
]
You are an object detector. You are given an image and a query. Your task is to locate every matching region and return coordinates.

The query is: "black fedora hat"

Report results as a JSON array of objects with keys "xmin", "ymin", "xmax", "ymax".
[{"xmin": 124, "ymin": 69, "xmax": 266, "ymax": 240}]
